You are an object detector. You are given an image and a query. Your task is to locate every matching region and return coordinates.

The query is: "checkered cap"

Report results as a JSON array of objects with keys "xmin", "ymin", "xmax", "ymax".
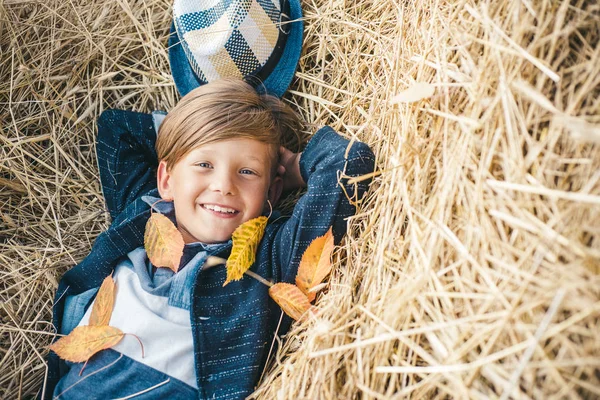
[{"xmin": 173, "ymin": 0, "xmax": 287, "ymax": 83}]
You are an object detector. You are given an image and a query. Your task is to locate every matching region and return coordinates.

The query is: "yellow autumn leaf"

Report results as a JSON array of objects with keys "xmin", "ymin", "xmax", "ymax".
[
  {"xmin": 144, "ymin": 213, "xmax": 185, "ymax": 273},
  {"xmin": 89, "ymin": 275, "xmax": 116, "ymax": 326},
  {"xmin": 48, "ymin": 325, "xmax": 124, "ymax": 363},
  {"xmin": 269, "ymin": 283, "xmax": 312, "ymax": 321},
  {"xmin": 224, "ymin": 216, "xmax": 268, "ymax": 286},
  {"xmin": 295, "ymin": 227, "xmax": 334, "ymax": 302}
]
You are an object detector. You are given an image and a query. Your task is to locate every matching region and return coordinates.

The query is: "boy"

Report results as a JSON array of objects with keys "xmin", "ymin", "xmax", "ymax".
[{"xmin": 45, "ymin": 79, "xmax": 375, "ymax": 399}]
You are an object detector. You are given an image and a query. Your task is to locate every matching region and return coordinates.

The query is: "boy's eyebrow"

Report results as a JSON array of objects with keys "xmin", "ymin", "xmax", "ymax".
[{"xmin": 192, "ymin": 150, "xmax": 266, "ymax": 165}]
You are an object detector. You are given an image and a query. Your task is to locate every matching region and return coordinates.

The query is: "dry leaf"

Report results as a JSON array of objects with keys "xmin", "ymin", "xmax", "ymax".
[
  {"xmin": 144, "ymin": 213, "xmax": 185, "ymax": 273},
  {"xmin": 224, "ymin": 216, "xmax": 268, "ymax": 286},
  {"xmin": 295, "ymin": 227, "xmax": 334, "ymax": 302},
  {"xmin": 269, "ymin": 283, "xmax": 311, "ymax": 321},
  {"xmin": 48, "ymin": 325, "xmax": 124, "ymax": 363},
  {"xmin": 389, "ymin": 82, "xmax": 435, "ymax": 104},
  {"xmin": 89, "ymin": 275, "xmax": 116, "ymax": 326}
]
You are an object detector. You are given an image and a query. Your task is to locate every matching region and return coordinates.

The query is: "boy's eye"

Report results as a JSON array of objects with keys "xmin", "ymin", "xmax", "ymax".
[
  {"xmin": 196, "ymin": 162, "xmax": 212, "ymax": 168},
  {"xmin": 239, "ymin": 168, "xmax": 256, "ymax": 175}
]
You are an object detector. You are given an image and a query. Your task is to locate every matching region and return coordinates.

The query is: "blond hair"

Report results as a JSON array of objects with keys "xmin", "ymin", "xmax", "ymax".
[{"xmin": 156, "ymin": 79, "xmax": 302, "ymax": 171}]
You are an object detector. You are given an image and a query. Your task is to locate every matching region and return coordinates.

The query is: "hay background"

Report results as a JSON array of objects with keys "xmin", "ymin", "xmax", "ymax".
[{"xmin": 1, "ymin": 0, "xmax": 599, "ymax": 398}]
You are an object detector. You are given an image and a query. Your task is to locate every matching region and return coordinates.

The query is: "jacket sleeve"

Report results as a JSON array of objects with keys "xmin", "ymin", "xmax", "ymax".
[
  {"xmin": 96, "ymin": 109, "xmax": 158, "ymax": 220},
  {"xmin": 270, "ymin": 126, "xmax": 375, "ymax": 283}
]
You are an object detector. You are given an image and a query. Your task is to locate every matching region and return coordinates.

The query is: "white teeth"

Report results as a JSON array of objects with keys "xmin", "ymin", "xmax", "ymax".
[{"xmin": 204, "ymin": 204, "xmax": 237, "ymax": 214}]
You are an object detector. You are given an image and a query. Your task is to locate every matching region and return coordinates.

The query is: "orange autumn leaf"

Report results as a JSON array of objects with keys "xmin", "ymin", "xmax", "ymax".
[
  {"xmin": 269, "ymin": 283, "xmax": 311, "ymax": 321},
  {"xmin": 48, "ymin": 325, "xmax": 124, "ymax": 363},
  {"xmin": 295, "ymin": 227, "xmax": 334, "ymax": 302},
  {"xmin": 89, "ymin": 275, "xmax": 116, "ymax": 326},
  {"xmin": 224, "ymin": 216, "xmax": 268, "ymax": 286},
  {"xmin": 144, "ymin": 213, "xmax": 185, "ymax": 273}
]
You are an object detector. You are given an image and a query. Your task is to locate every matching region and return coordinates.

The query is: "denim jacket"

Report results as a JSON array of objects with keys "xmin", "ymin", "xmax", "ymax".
[{"xmin": 43, "ymin": 109, "xmax": 375, "ymax": 399}]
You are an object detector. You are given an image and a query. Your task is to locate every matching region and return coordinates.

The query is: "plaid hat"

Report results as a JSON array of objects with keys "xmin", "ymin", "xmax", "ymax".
[{"xmin": 169, "ymin": 0, "xmax": 303, "ymax": 98}]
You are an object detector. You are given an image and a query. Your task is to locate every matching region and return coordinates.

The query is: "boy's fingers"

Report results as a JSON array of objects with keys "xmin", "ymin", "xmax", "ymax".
[{"xmin": 279, "ymin": 146, "xmax": 294, "ymax": 158}]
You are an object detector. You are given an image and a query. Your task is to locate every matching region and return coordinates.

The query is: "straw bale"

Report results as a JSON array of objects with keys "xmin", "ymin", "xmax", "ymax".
[{"xmin": 1, "ymin": 0, "xmax": 598, "ymax": 398}]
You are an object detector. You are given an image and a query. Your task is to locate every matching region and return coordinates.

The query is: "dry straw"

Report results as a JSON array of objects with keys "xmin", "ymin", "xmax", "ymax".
[{"xmin": 1, "ymin": 0, "xmax": 599, "ymax": 398}]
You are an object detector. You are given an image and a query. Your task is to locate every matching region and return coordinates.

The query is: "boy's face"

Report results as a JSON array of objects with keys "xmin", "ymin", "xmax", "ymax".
[{"xmin": 157, "ymin": 138, "xmax": 281, "ymax": 244}]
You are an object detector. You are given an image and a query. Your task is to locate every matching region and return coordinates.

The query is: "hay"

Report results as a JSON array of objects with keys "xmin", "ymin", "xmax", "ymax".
[{"xmin": 1, "ymin": 0, "xmax": 599, "ymax": 398}]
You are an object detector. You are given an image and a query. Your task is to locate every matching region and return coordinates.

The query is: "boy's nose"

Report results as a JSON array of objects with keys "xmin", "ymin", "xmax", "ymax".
[{"xmin": 209, "ymin": 173, "xmax": 235, "ymax": 195}]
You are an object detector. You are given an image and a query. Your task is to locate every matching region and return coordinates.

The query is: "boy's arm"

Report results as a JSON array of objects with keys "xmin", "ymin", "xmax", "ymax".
[
  {"xmin": 270, "ymin": 126, "xmax": 375, "ymax": 283},
  {"xmin": 96, "ymin": 109, "xmax": 159, "ymax": 220}
]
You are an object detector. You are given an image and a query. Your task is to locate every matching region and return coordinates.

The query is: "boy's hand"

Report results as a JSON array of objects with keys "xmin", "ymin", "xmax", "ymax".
[{"xmin": 277, "ymin": 147, "xmax": 306, "ymax": 191}]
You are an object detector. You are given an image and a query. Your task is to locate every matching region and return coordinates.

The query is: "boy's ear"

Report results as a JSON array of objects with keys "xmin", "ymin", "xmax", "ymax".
[
  {"xmin": 156, "ymin": 160, "xmax": 174, "ymax": 201},
  {"xmin": 267, "ymin": 176, "xmax": 283, "ymax": 209}
]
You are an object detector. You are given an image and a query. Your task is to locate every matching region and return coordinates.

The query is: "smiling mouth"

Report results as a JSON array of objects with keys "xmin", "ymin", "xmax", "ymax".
[{"xmin": 201, "ymin": 204, "xmax": 240, "ymax": 215}]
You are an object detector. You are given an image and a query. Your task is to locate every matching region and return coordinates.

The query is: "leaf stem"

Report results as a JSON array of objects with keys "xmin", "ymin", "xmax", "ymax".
[
  {"xmin": 124, "ymin": 333, "xmax": 145, "ymax": 358},
  {"xmin": 203, "ymin": 256, "xmax": 227, "ymax": 270},
  {"xmin": 149, "ymin": 198, "xmax": 167, "ymax": 214},
  {"xmin": 79, "ymin": 359, "xmax": 89, "ymax": 376},
  {"xmin": 258, "ymin": 310, "xmax": 284, "ymax": 385},
  {"xmin": 206, "ymin": 256, "xmax": 273, "ymax": 287},
  {"xmin": 245, "ymin": 270, "xmax": 273, "ymax": 287},
  {"xmin": 266, "ymin": 200, "xmax": 273, "ymax": 218}
]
